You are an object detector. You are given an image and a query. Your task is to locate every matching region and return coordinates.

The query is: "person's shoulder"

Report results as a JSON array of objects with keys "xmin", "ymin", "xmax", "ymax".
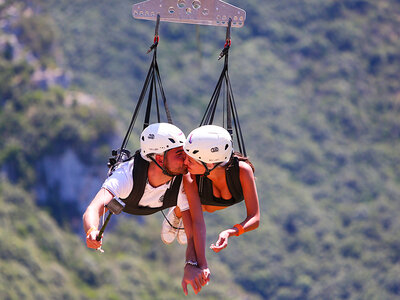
[
  {"xmin": 125, "ymin": 157, "xmax": 135, "ymax": 173},
  {"xmin": 238, "ymin": 160, "xmax": 254, "ymax": 179},
  {"xmin": 110, "ymin": 157, "xmax": 135, "ymax": 176},
  {"xmin": 238, "ymin": 160, "xmax": 252, "ymax": 170}
]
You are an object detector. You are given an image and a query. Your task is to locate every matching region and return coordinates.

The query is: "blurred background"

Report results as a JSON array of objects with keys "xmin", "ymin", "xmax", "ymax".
[{"xmin": 1, "ymin": 0, "xmax": 400, "ymax": 299}]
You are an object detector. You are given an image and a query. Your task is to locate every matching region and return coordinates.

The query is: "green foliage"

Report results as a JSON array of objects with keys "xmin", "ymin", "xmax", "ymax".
[
  {"xmin": 0, "ymin": 59, "xmax": 33, "ymax": 105},
  {"xmin": 0, "ymin": 179, "xmax": 259, "ymax": 300},
  {"xmin": 0, "ymin": 83, "xmax": 114, "ymax": 187},
  {"xmin": 17, "ymin": 15, "xmax": 57, "ymax": 60},
  {"xmin": 1, "ymin": 0, "xmax": 400, "ymax": 299}
]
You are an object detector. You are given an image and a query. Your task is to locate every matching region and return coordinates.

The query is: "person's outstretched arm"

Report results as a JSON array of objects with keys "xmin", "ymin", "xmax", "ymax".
[
  {"xmin": 183, "ymin": 174, "xmax": 208, "ymax": 268},
  {"xmin": 210, "ymin": 162, "xmax": 260, "ymax": 252},
  {"xmin": 83, "ymin": 188, "xmax": 113, "ymax": 249},
  {"xmin": 181, "ymin": 173, "xmax": 210, "ymax": 295},
  {"xmin": 181, "ymin": 210, "xmax": 206, "ymax": 296}
]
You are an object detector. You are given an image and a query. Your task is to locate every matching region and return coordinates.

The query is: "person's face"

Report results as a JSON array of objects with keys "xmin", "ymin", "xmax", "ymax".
[
  {"xmin": 184, "ymin": 154, "xmax": 207, "ymax": 175},
  {"xmin": 163, "ymin": 146, "xmax": 188, "ymax": 175}
]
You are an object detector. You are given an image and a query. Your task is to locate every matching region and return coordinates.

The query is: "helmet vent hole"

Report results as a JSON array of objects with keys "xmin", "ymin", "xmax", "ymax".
[
  {"xmin": 193, "ymin": 150, "xmax": 199, "ymax": 154},
  {"xmin": 225, "ymin": 144, "xmax": 229, "ymax": 150},
  {"xmin": 168, "ymin": 138, "xmax": 176, "ymax": 143}
]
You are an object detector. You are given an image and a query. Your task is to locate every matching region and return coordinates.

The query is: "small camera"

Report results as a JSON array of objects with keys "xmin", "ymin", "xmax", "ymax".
[{"xmin": 105, "ymin": 197, "xmax": 126, "ymax": 215}]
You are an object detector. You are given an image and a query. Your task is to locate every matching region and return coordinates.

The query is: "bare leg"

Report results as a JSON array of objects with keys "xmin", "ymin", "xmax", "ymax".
[{"xmin": 175, "ymin": 206, "xmax": 182, "ymax": 218}]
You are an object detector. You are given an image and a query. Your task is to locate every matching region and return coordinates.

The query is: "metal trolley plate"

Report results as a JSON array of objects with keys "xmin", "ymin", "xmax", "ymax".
[{"xmin": 132, "ymin": 0, "xmax": 246, "ymax": 27}]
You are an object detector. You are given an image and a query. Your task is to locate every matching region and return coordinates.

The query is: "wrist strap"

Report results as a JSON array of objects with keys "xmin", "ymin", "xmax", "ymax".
[{"xmin": 233, "ymin": 224, "xmax": 244, "ymax": 236}]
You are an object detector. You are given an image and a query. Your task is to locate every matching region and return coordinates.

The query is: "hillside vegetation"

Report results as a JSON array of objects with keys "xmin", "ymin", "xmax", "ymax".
[{"xmin": 1, "ymin": 0, "xmax": 400, "ymax": 299}]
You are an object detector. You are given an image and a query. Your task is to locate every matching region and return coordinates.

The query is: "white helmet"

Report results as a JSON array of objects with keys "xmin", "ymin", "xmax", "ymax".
[
  {"xmin": 184, "ymin": 125, "xmax": 233, "ymax": 164},
  {"xmin": 140, "ymin": 123, "xmax": 186, "ymax": 161}
]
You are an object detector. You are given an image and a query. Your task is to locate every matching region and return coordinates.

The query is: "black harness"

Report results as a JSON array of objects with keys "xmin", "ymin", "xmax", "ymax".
[{"xmin": 120, "ymin": 151, "xmax": 182, "ymax": 215}]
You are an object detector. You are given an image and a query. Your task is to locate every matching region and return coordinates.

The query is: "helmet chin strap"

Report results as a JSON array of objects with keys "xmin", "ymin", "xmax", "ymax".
[
  {"xmin": 201, "ymin": 161, "xmax": 221, "ymax": 177},
  {"xmin": 148, "ymin": 152, "xmax": 175, "ymax": 177}
]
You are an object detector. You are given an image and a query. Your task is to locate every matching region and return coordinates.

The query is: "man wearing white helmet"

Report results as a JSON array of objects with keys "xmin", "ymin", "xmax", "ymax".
[
  {"xmin": 162, "ymin": 125, "xmax": 260, "ymax": 253},
  {"xmin": 83, "ymin": 123, "xmax": 209, "ymax": 295}
]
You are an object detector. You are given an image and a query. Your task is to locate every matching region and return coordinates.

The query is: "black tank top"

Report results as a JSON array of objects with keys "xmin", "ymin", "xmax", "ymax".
[{"xmin": 196, "ymin": 156, "xmax": 244, "ymax": 207}]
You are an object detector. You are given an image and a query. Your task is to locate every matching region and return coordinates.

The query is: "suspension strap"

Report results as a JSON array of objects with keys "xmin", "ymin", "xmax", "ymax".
[
  {"xmin": 108, "ymin": 14, "xmax": 173, "ymax": 173},
  {"xmin": 200, "ymin": 19, "xmax": 247, "ymax": 156},
  {"xmin": 218, "ymin": 18, "xmax": 231, "ymax": 60},
  {"xmin": 102, "ymin": 16, "xmax": 178, "ymax": 239},
  {"xmin": 147, "ymin": 14, "xmax": 160, "ymax": 53}
]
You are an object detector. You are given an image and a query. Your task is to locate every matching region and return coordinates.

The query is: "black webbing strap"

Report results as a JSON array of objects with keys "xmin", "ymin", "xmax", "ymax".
[
  {"xmin": 200, "ymin": 18, "xmax": 247, "ymax": 156},
  {"xmin": 102, "ymin": 15, "xmax": 175, "ymax": 240},
  {"xmin": 114, "ymin": 14, "xmax": 173, "ymax": 164}
]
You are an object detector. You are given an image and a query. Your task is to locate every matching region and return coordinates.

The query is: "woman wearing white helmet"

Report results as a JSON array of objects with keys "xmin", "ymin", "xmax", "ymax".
[{"xmin": 162, "ymin": 125, "xmax": 260, "ymax": 253}]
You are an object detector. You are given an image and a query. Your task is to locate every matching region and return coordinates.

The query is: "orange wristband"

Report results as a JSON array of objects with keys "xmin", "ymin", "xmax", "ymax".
[
  {"xmin": 233, "ymin": 224, "xmax": 244, "ymax": 236},
  {"xmin": 86, "ymin": 227, "xmax": 97, "ymax": 237}
]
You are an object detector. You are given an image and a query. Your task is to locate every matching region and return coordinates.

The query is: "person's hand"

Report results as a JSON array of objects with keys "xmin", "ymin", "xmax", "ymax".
[
  {"xmin": 86, "ymin": 228, "xmax": 102, "ymax": 249},
  {"xmin": 181, "ymin": 264, "xmax": 204, "ymax": 295},
  {"xmin": 210, "ymin": 230, "xmax": 230, "ymax": 253}
]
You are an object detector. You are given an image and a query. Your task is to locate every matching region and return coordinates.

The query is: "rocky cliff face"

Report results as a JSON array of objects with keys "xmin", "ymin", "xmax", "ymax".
[{"xmin": 35, "ymin": 149, "xmax": 105, "ymax": 213}]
